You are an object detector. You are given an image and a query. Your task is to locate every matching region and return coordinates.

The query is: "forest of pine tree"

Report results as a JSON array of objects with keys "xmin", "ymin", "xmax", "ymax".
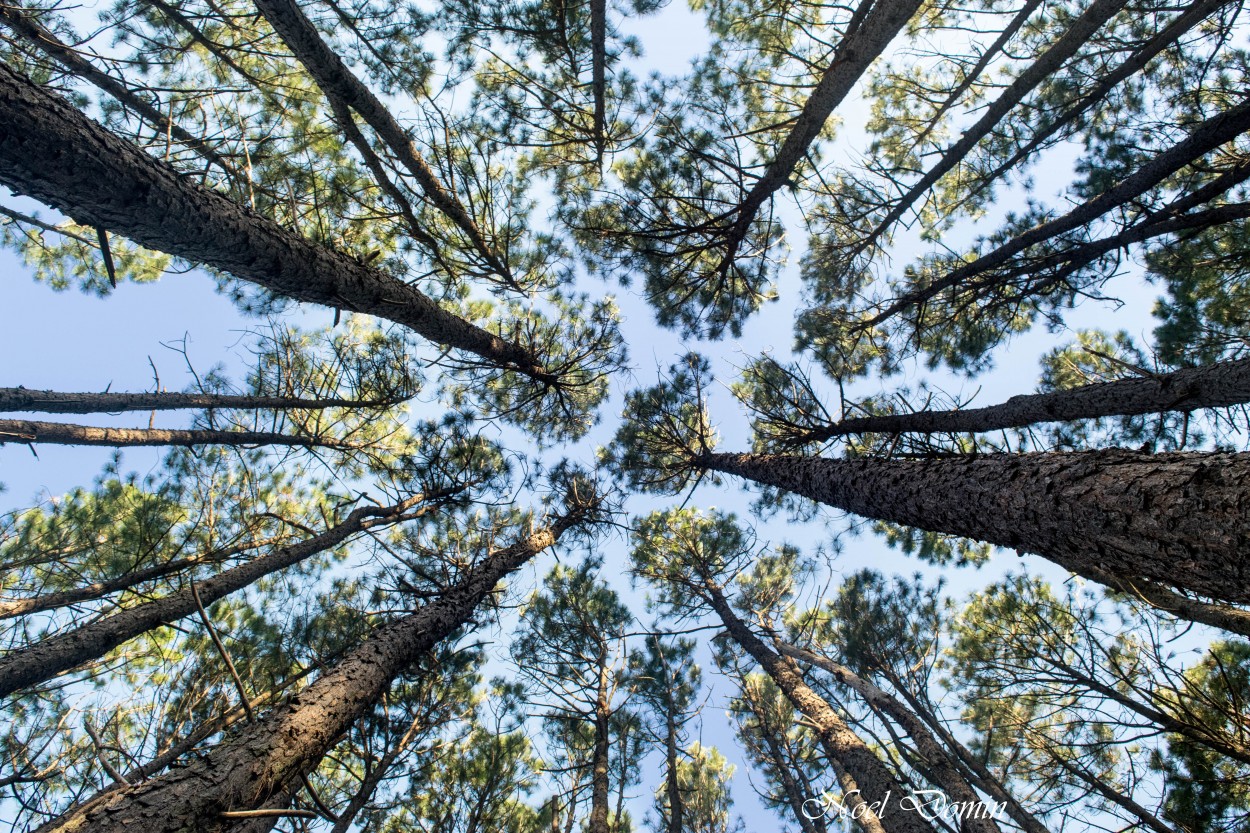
[{"xmin": 1, "ymin": 0, "xmax": 1249, "ymax": 829}]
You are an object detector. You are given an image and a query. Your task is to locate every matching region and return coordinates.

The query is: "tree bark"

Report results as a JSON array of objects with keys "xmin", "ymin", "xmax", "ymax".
[
  {"xmin": 796, "ymin": 356, "xmax": 1250, "ymax": 440},
  {"xmin": 698, "ymin": 449, "xmax": 1250, "ymax": 604},
  {"xmin": 664, "ymin": 691, "xmax": 683, "ymax": 833},
  {"xmin": 779, "ymin": 643, "xmax": 1005, "ymax": 833},
  {"xmin": 739, "ymin": 680, "xmax": 828, "ymax": 833},
  {"xmin": 590, "ymin": 0, "xmax": 607, "ymax": 165},
  {"xmin": 0, "ymin": 493, "xmax": 440, "ymax": 698},
  {"xmin": 718, "ymin": 0, "xmax": 924, "ymax": 264},
  {"xmin": 0, "ymin": 419, "xmax": 357, "ymax": 450},
  {"xmin": 41, "ymin": 512, "xmax": 584, "ymax": 833},
  {"xmin": 0, "ymin": 388, "xmax": 405, "ymax": 415},
  {"xmin": 588, "ymin": 663, "xmax": 612, "ymax": 833},
  {"xmin": 0, "ymin": 62, "xmax": 552, "ymax": 383},
  {"xmin": 1082, "ymin": 566, "xmax": 1250, "ymax": 637},
  {"xmin": 967, "ymin": 0, "xmax": 1238, "ymax": 207},
  {"xmin": 704, "ymin": 584, "xmax": 931, "ymax": 833}
]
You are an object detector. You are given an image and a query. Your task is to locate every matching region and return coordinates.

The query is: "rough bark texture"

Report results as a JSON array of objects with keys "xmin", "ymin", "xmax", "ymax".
[
  {"xmin": 0, "ymin": 5, "xmax": 238, "ymax": 177},
  {"xmin": 705, "ymin": 586, "xmax": 930, "ymax": 833},
  {"xmin": 0, "ymin": 388, "xmax": 402, "ymax": 415},
  {"xmin": 0, "ymin": 496, "xmax": 432, "ymax": 698},
  {"xmin": 0, "ymin": 419, "xmax": 355, "ymax": 450},
  {"xmin": 699, "ymin": 450, "xmax": 1250, "ymax": 603},
  {"xmin": 43, "ymin": 516, "xmax": 577, "ymax": 833},
  {"xmin": 801, "ymin": 356, "xmax": 1250, "ymax": 439},
  {"xmin": 779, "ymin": 644, "xmax": 1004, "ymax": 833},
  {"xmin": 590, "ymin": 0, "xmax": 607, "ymax": 164},
  {"xmin": 0, "ymin": 62, "xmax": 550, "ymax": 381},
  {"xmin": 664, "ymin": 694, "xmax": 683, "ymax": 833}
]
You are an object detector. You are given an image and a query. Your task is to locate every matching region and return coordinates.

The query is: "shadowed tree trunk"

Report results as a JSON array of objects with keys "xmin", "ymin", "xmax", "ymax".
[
  {"xmin": 0, "ymin": 492, "xmax": 450, "ymax": 697},
  {"xmin": 793, "ymin": 356, "xmax": 1250, "ymax": 440},
  {"xmin": 697, "ymin": 449, "xmax": 1250, "ymax": 603},
  {"xmin": 778, "ymin": 643, "xmax": 1008, "ymax": 833},
  {"xmin": 0, "ymin": 62, "xmax": 554, "ymax": 383},
  {"xmin": 702, "ymin": 582, "xmax": 932, "ymax": 833},
  {"xmin": 588, "ymin": 662, "xmax": 612, "ymax": 833},
  {"xmin": 1082, "ymin": 565, "xmax": 1250, "ymax": 637},
  {"xmin": 41, "ymin": 510, "xmax": 589, "ymax": 833}
]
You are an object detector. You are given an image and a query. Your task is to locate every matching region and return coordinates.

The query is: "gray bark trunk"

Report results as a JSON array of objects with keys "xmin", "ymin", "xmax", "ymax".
[
  {"xmin": 705, "ymin": 585, "xmax": 931, "ymax": 833},
  {"xmin": 699, "ymin": 449, "xmax": 1250, "ymax": 603},
  {"xmin": 0, "ymin": 388, "xmax": 404, "ymax": 415},
  {"xmin": 0, "ymin": 419, "xmax": 356, "ymax": 450},
  {"xmin": 800, "ymin": 356, "xmax": 1250, "ymax": 440},
  {"xmin": 41, "ymin": 515, "xmax": 579, "ymax": 833},
  {"xmin": 0, "ymin": 495, "xmax": 436, "ymax": 698},
  {"xmin": 0, "ymin": 62, "xmax": 551, "ymax": 383},
  {"xmin": 779, "ymin": 644, "xmax": 1006, "ymax": 833},
  {"xmin": 664, "ymin": 694, "xmax": 682, "ymax": 833}
]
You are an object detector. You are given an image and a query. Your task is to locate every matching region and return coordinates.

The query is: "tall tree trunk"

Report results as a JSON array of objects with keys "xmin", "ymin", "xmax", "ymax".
[
  {"xmin": 966, "ymin": 0, "xmax": 1238, "ymax": 207},
  {"xmin": 0, "ymin": 493, "xmax": 444, "ymax": 697},
  {"xmin": 0, "ymin": 388, "xmax": 405, "ymax": 414},
  {"xmin": 41, "ymin": 510, "xmax": 588, "ymax": 833},
  {"xmin": 739, "ymin": 681, "xmax": 828, "ymax": 833},
  {"xmin": 697, "ymin": 449, "xmax": 1250, "ymax": 604},
  {"xmin": 703, "ymin": 584, "xmax": 932, "ymax": 833},
  {"xmin": 664, "ymin": 691, "xmax": 683, "ymax": 833},
  {"xmin": 590, "ymin": 0, "xmax": 607, "ymax": 166},
  {"xmin": 251, "ymin": 0, "xmax": 515, "ymax": 288},
  {"xmin": 848, "ymin": 0, "xmax": 1130, "ymax": 262},
  {"xmin": 796, "ymin": 356, "xmax": 1250, "ymax": 440},
  {"xmin": 779, "ymin": 643, "xmax": 1006, "ymax": 833},
  {"xmin": 0, "ymin": 419, "xmax": 357, "ymax": 450},
  {"xmin": 1082, "ymin": 565, "xmax": 1250, "ymax": 637},
  {"xmin": 877, "ymin": 668, "xmax": 1051, "ymax": 833},
  {"xmin": 718, "ymin": 0, "xmax": 923, "ymax": 266},
  {"xmin": 588, "ymin": 663, "xmax": 613, "ymax": 833},
  {"xmin": 0, "ymin": 62, "xmax": 553, "ymax": 384}
]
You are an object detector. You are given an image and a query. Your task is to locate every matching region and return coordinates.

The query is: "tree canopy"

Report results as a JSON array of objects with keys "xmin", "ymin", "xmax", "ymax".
[{"xmin": 2, "ymin": 0, "xmax": 1250, "ymax": 830}]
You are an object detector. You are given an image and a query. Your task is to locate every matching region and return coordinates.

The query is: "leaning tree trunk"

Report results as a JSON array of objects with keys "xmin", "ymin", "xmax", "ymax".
[
  {"xmin": 697, "ymin": 449, "xmax": 1250, "ymax": 604},
  {"xmin": 0, "ymin": 62, "xmax": 553, "ymax": 385},
  {"xmin": 703, "ymin": 585, "xmax": 933, "ymax": 833},
  {"xmin": 41, "ymin": 511, "xmax": 586, "ymax": 833},
  {"xmin": 779, "ymin": 644, "xmax": 1007, "ymax": 833},
  {"xmin": 0, "ymin": 493, "xmax": 443, "ymax": 697},
  {"xmin": 800, "ymin": 356, "xmax": 1250, "ymax": 440},
  {"xmin": 739, "ymin": 681, "xmax": 828, "ymax": 833}
]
